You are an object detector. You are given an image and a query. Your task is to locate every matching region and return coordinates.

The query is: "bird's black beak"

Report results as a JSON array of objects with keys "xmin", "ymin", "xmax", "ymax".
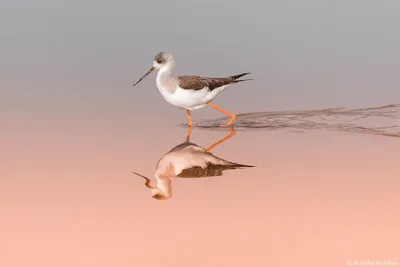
[
  {"xmin": 132, "ymin": 171, "xmax": 155, "ymax": 189},
  {"xmin": 132, "ymin": 66, "xmax": 156, "ymax": 87}
]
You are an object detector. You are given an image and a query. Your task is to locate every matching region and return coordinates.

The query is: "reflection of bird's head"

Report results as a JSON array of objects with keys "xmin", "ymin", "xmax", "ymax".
[
  {"xmin": 132, "ymin": 171, "xmax": 172, "ymax": 200},
  {"xmin": 151, "ymin": 192, "xmax": 171, "ymax": 200}
]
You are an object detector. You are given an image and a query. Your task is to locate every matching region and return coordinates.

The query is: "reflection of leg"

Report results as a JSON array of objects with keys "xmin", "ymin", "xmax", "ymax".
[
  {"xmin": 207, "ymin": 102, "xmax": 236, "ymax": 126},
  {"xmin": 186, "ymin": 125, "xmax": 193, "ymax": 142},
  {"xmin": 185, "ymin": 110, "xmax": 193, "ymax": 142},
  {"xmin": 186, "ymin": 110, "xmax": 193, "ymax": 127},
  {"xmin": 205, "ymin": 126, "xmax": 236, "ymax": 152}
]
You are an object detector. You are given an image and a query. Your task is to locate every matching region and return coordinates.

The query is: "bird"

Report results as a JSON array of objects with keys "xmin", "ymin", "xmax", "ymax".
[
  {"xmin": 132, "ymin": 127, "xmax": 254, "ymax": 200},
  {"xmin": 132, "ymin": 52, "xmax": 252, "ymax": 127}
]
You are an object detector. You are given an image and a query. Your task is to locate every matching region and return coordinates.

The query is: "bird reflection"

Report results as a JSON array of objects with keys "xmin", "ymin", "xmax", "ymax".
[{"xmin": 132, "ymin": 127, "xmax": 254, "ymax": 200}]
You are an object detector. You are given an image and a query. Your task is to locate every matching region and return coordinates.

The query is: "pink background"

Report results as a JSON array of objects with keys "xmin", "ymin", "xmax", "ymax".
[{"xmin": 1, "ymin": 1, "xmax": 400, "ymax": 266}]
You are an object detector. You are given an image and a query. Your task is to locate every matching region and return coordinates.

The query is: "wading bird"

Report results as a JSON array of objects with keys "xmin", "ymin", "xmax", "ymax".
[{"xmin": 132, "ymin": 52, "xmax": 252, "ymax": 127}]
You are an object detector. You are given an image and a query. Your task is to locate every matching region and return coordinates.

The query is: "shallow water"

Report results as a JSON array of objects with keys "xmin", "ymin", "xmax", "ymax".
[
  {"xmin": 2, "ymin": 110, "xmax": 400, "ymax": 266},
  {"xmin": 2, "ymin": 1, "xmax": 400, "ymax": 266}
]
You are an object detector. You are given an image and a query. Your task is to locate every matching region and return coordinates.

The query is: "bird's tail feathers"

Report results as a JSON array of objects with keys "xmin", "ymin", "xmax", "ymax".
[
  {"xmin": 233, "ymin": 78, "xmax": 253, "ymax": 83},
  {"xmin": 230, "ymin": 72, "xmax": 251, "ymax": 80}
]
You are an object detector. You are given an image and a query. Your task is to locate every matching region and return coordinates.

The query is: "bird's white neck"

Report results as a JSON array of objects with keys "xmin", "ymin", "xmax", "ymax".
[
  {"xmin": 156, "ymin": 63, "xmax": 177, "ymax": 93},
  {"xmin": 157, "ymin": 62, "xmax": 175, "ymax": 81}
]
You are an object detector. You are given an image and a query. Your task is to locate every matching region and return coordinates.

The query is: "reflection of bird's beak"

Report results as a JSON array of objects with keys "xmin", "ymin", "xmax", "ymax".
[
  {"xmin": 132, "ymin": 171, "xmax": 155, "ymax": 189},
  {"xmin": 132, "ymin": 66, "xmax": 156, "ymax": 87}
]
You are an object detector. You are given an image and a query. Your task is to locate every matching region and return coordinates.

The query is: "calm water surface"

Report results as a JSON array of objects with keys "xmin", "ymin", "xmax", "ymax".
[{"xmin": 1, "ymin": 1, "xmax": 400, "ymax": 266}]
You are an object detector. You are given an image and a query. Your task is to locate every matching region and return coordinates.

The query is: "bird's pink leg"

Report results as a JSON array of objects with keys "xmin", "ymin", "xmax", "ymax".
[{"xmin": 207, "ymin": 102, "xmax": 236, "ymax": 126}]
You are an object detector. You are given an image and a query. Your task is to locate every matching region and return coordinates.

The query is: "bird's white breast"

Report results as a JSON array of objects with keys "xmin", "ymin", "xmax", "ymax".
[
  {"xmin": 155, "ymin": 67, "xmax": 228, "ymax": 110},
  {"xmin": 157, "ymin": 84, "xmax": 228, "ymax": 110}
]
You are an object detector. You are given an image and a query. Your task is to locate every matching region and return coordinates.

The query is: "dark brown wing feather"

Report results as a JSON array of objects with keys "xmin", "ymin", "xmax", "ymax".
[
  {"xmin": 177, "ymin": 163, "xmax": 254, "ymax": 179},
  {"xmin": 178, "ymin": 72, "xmax": 251, "ymax": 91},
  {"xmin": 177, "ymin": 76, "xmax": 231, "ymax": 91}
]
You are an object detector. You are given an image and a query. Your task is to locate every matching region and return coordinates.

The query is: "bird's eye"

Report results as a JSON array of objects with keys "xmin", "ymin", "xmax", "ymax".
[{"xmin": 157, "ymin": 59, "xmax": 163, "ymax": 64}]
